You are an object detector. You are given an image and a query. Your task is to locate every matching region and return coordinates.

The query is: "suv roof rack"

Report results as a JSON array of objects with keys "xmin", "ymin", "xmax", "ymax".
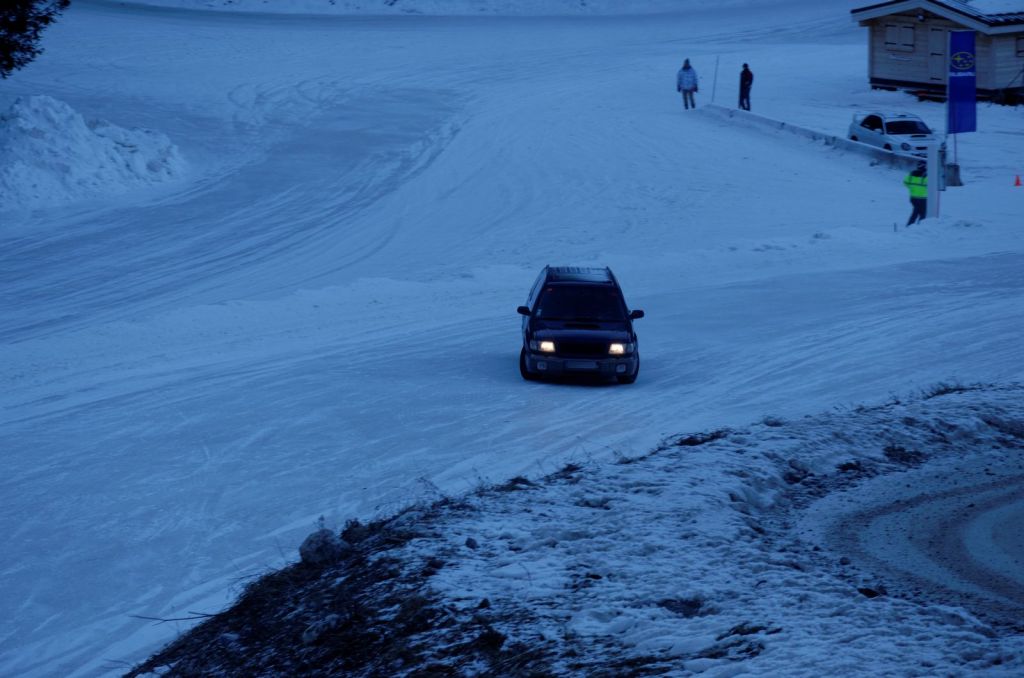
[{"xmin": 545, "ymin": 266, "xmax": 614, "ymax": 284}]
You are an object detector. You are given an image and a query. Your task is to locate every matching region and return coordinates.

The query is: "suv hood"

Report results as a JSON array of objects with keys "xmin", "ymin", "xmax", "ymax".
[{"xmin": 532, "ymin": 319, "xmax": 631, "ymax": 341}]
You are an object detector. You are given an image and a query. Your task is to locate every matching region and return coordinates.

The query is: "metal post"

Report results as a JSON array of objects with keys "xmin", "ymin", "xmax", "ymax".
[
  {"xmin": 711, "ymin": 55, "xmax": 720, "ymax": 104},
  {"xmin": 926, "ymin": 142, "xmax": 941, "ymax": 219},
  {"xmin": 938, "ymin": 144, "xmax": 946, "ymax": 191}
]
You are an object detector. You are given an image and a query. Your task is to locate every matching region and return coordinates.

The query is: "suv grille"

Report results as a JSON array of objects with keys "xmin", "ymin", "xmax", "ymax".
[{"xmin": 557, "ymin": 340, "xmax": 606, "ymax": 357}]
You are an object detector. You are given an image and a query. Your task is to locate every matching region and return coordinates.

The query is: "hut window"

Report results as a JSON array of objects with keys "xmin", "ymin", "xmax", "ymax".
[{"xmin": 885, "ymin": 24, "xmax": 915, "ymax": 52}]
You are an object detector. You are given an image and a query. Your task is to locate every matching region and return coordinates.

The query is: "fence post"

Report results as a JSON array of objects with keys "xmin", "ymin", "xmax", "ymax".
[{"xmin": 927, "ymin": 143, "xmax": 941, "ymax": 219}]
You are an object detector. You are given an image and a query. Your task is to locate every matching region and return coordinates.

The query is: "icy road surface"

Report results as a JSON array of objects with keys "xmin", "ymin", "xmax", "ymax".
[{"xmin": 1, "ymin": 0, "xmax": 1022, "ymax": 675}]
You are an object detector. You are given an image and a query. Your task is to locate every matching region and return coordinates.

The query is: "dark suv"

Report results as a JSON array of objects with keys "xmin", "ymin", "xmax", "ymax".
[{"xmin": 517, "ymin": 266, "xmax": 644, "ymax": 384}]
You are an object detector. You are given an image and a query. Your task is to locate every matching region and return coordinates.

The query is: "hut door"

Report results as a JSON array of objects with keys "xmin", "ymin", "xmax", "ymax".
[{"xmin": 928, "ymin": 28, "xmax": 946, "ymax": 82}]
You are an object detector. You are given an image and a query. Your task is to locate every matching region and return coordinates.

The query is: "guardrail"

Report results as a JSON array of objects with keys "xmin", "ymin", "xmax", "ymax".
[{"xmin": 700, "ymin": 104, "xmax": 922, "ymax": 171}]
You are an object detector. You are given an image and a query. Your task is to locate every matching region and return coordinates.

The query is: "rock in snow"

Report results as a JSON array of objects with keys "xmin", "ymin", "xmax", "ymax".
[
  {"xmin": 0, "ymin": 95, "xmax": 185, "ymax": 211},
  {"xmin": 299, "ymin": 528, "xmax": 351, "ymax": 566}
]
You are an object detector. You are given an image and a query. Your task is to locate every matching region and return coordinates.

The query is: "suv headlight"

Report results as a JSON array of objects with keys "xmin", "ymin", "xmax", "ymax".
[
  {"xmin": 530, "ymin": 340, "xmax": 556, "ymax": 353},
  {"xmin": 609, "ymin": 342, "xmax": 635, "ymax": 355}
]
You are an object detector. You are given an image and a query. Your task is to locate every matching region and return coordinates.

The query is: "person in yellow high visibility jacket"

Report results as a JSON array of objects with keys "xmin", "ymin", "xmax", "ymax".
[{"xmin": 904, "ymin": 161, "xmax": 928, "ymax": 226}]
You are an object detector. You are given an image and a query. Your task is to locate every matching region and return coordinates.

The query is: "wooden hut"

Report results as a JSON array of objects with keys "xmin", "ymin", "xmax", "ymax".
[{"xmin": 851, "ymin": 0, "xmax": 1024, "ymax": 100}]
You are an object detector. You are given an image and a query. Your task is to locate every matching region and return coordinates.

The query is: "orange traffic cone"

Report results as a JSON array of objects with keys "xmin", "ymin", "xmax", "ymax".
[{"xmin": 1016, "ymin": 175, "xmax": 1022, "ymax": 187}]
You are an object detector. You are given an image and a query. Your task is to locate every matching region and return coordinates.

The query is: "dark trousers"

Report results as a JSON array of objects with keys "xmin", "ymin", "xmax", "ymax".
[
  {"xmin": 907, "ymin": 197, "xmax": 926, "ymax": 225},
  {"xmin": 681, "ymin": 90, "xmax": 695, "ymax": 109},
  {"xmin": 739, "ymin": 87, "xmax": 751, "ymax": 110}
]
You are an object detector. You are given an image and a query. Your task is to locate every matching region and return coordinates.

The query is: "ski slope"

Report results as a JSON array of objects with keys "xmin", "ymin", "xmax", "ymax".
[{"xmin": 1, "ymin": 0, "xmax": 1023, "ymax": 674}]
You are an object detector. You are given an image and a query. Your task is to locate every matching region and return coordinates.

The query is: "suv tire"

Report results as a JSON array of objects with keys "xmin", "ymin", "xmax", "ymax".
[
  {"xmin": 519, "ymin": 347, "xmax": 538, "ymax": 381},
  {"xmin": 617, "ymin": 355, "xmax": 640, "ymax": 384}
]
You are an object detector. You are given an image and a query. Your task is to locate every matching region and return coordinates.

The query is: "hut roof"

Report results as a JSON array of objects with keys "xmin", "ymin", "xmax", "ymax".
[{"xmin": 851, "ymin": 0, "xmax": 1024, "ymax": 32}]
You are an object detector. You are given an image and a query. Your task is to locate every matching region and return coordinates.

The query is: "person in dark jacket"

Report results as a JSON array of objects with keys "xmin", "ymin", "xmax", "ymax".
[
  {"xmin": 739, "ymin": 63, "xmax": 753, "ymax": 110},
  {"xmin": 904, "ymin": 161, "xmax": 928, "ymax": 225},
  {"xmin": 676, "ymin": 59, "xmax": 698, "ymax": 110}
]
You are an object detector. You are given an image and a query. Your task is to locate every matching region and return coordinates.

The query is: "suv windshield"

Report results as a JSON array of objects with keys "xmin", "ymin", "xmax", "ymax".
[
  {"xmin": 535, "ymin": 285, "xmax": 626, "ymax": 321},
  {"xmin": 885, "ymin": 119, "xmax": 931, "ymax": 135}
]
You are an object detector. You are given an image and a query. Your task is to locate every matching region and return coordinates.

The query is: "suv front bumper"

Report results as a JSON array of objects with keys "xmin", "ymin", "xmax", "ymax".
[{"xmin": 524, "ymin": 352, "xmax": 637, "ymax": 378}]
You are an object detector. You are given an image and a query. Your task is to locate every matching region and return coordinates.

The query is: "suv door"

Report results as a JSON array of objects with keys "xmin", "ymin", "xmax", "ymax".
[
  {"xmin": 860, "ymin": 115, "xmax": 885, "ymax": 147},
  {"xmin": 521, "ymin": 269, "xmax": 546, "ymax": 337}
]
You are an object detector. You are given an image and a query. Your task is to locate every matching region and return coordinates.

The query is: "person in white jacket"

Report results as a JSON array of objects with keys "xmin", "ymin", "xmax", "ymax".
[{"xmin": 676, "ymin": 59, "xmax": 698, "ymax": 110}]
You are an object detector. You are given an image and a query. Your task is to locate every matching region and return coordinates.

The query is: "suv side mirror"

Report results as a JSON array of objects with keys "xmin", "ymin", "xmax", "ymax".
[
  {"xmin": 517, "ymin": 306, "xmax": 531, "ymax": 316},
  {"xmin": 630, "ymin": 309, "xmax": 645, "ymax": 319}
]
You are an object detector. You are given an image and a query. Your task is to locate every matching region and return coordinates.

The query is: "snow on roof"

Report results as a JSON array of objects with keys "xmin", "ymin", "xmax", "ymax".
[
  {"xmin": 965, "ymin": 0, "xmax": 1024, "ymax": 14},
  {"xmin": 958, "ymin": 0, "xmax": 1024, "ymax": 23}
]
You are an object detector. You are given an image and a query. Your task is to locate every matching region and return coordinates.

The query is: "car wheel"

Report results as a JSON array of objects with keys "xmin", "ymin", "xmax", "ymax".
[
  {"xmin": 849, "ymin": 135, "xmax": 858, "ymax": 142},
  {"xmin": 884, "ymin": 143, "xmax": 892, "ymax": 151},
  {"xmin": 519, "ymin": 347, "xmax": 538, "ymax": 381},
  {"xmin": 617, "ymin": 356, "xmax": 639, "ymax": 385}
]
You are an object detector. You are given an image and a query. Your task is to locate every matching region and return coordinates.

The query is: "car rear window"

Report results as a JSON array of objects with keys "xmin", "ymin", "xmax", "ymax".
[{"xmin": 535, "ymin": 285, "xmax": 627, "ymax": 321}]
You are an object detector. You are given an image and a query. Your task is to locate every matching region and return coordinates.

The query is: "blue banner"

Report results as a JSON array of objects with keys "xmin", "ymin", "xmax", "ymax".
[{"xmin": 947, "ymin": 30, "xmax": 977, "ymax": 134}]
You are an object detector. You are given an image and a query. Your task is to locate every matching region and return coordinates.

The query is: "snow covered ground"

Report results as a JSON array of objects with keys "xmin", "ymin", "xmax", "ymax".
[
  {"xmin": 1, "ymin": 0, "xmax": 1022, "ymax": 675},
  {"xmin": 419, "ymin": 387, "xmax": 1024, "ymax": 676},
  {"xmin": 127, "ymin": 0, "xmax": 764, "ymax": 16},
  {"xmin": 127, "ymin": 385, "xmax": 1024, "ymax": 676}
]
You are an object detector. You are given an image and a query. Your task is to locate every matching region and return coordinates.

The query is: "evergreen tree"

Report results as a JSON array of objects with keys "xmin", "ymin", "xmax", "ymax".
[{"xmin": 1, "ymin": 1, "xmax": 71, "ymax": 79}]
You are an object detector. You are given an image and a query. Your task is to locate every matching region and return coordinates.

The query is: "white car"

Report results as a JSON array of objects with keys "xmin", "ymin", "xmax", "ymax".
[{"xmin": 847, "ymin": 113, "xmax": 942, "ymax": 157}]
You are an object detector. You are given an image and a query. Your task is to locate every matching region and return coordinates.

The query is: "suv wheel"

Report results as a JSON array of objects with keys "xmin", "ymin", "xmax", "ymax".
[
  {"xmin": 520, "ymin": 348, "xmax": 538, "ymax": 381},
  {"xmin": 617, "ymin": 356, "xmax": 640, "ymax": 385}
]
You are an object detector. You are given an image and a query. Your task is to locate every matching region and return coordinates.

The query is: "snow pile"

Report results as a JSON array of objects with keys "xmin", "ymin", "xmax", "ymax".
[
  {"xmin": 127, "ymin": 0, "xmax": 747, "ymax": 15},
  {"xmin": 0, "ymin": 96, "xmax": 185, "ymax": 212}
]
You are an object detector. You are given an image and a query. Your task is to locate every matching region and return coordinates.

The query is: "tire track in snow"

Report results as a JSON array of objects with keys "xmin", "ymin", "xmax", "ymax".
[
  {"xmin": 0, "ymin": 85, "xmax": 463, "ymax": 344},
  {"xmin": 815, "ymin": 468, "xmax": 1024, "ymax": 623}
]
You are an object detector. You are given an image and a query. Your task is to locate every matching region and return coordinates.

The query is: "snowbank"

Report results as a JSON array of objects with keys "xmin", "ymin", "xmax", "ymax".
[
  {"xmin": 125, "ymin": 0, "xmax": 751, "ymax": 15},
  {"xmin": 0, "ymin": 96, "xmax": 185, "ymax": 212}
]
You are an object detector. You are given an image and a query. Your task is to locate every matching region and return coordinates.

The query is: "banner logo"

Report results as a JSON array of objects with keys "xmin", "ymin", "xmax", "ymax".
[{"xmin": 951, "ymin": 51, "xmax": 975, "ymax": 71}]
